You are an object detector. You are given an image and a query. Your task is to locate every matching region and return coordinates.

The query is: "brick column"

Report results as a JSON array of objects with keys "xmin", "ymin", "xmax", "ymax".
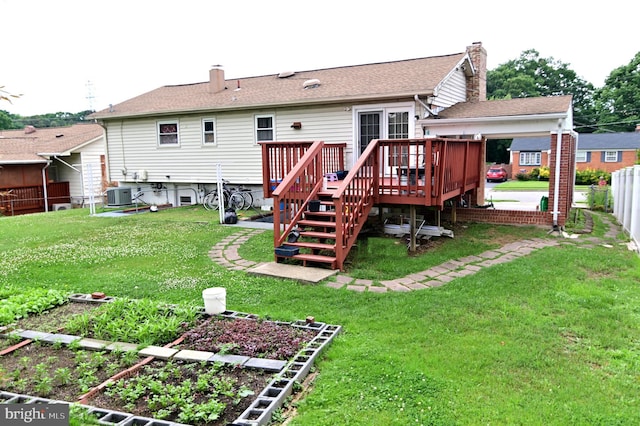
[{"xmin": 548, "ymin": 132, "xmax": 577, "ymax": 228}]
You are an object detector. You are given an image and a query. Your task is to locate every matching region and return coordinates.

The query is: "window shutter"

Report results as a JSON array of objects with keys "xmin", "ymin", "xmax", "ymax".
[
  {"xmin": 586, "ymin": 151, "xmax": 591, "ymax": 162},
  {"xmin": 618, "ymin": 151, "xmax": 622, "ymax": 162},
  {"xmin": 601, "ymin": 151, "xmax": 605, "ymax": 162}
]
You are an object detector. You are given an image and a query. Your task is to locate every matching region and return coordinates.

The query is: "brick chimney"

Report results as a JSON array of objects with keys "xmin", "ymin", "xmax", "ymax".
[
  {"xmin": 24, "ymin": 125, "xmax": 36, "ymax": 134},
  {"xmin": 209, "ymin": 66, "xmax": 225, "ymax": 93},
  {"xmin": 635, "ymin": 124, "xmax": 640, "ymax": 132},
  {"xmin": 465, "ymin": 42, "xmax": 487, "ymax": 102}
]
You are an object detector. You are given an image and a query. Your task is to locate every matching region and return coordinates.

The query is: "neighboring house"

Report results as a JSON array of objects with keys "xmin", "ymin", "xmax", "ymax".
[
  {"xmin": 90, "ymin": 42, "xmax": 573, "ymax": 210},
  {"xmin": 0, "ymin": 123, "xmax": 105, "ymax": 214},
  {"xmin": 510, "ymin": 129, "xmax": 640, "ymax": 175}
]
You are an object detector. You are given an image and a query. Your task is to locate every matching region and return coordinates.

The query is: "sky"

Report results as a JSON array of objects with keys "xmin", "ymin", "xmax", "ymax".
[{"xmin": 2, "ymin": 0, "xmax": 638, "ymax": 117}]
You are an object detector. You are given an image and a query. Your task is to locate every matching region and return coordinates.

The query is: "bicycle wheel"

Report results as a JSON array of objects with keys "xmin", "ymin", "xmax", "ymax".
[
  {"xmin": 228, "ymin": 192, "xmax": 245, "ymax": 210},
  {"xmin": 204, "ymin": 191, "xmax": 222, "ymax": 210},
  {"xmin": 240, "ymin": 190, "xmax": 253, "ymax": 210},
  {"xmin": 202, "ymin": 192, "xmax": 214, "ymax": 210}
]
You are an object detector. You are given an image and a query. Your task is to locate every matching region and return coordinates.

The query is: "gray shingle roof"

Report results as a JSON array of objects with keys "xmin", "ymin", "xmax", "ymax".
[
  {"xmin": 510, "ymin": 132, "xmax": 640, "ymax": 152},
  {"xmin": 0, "ymin": 124, "xmax": 103, "ymax": 164}
]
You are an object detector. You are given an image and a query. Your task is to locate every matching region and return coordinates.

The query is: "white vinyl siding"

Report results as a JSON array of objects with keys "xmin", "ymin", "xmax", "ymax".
[
  {"xmin": 431, "ymin": 67, "xmax": 467, "ymax": 109},
  {"xmin": 104, "ymin": 106, "xmax": 354, "ymax": 186},
  {"xmin": 520, "ymin": 152, "xmax": 541, "ymax": 166}
]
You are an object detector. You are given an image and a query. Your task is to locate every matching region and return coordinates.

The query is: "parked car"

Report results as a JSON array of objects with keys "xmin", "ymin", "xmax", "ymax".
[{"xmin": 486, "ymin": 167, "xmax": 508, "ymax": 182}]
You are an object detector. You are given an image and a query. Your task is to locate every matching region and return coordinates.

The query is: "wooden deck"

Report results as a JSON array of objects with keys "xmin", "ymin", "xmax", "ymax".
[
  {"xmin": 260, "ymin": 138, "xmax": 484, "ymax": 270},
  {"xmin": 0, "ymin": 182, "xmax": 71, "ymax": 216}
]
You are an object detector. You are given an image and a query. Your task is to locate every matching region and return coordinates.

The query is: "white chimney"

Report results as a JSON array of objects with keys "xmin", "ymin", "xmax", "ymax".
[{"xmin": 209, "ymin": 66, "xmax": 225, "ymax": 93}]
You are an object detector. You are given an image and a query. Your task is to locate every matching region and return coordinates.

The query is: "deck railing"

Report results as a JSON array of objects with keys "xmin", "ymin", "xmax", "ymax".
[
  {"xmin": 263, "ymin": 138, "xmax": 483, "ymax": 209},
  {"xmin": 260, "ymin": 141, "xmax": 346, "ymax": 198},
  {"xmin": 271, "ymin": 141, "xmax": 325, "ymax": 249},
  {"xmin": 331, "ymin": 140, "xmax": 379, "ymax": 268},
  {"xmin": 0, "ymin": 182, "xmax": 70, "ymax": 215}
]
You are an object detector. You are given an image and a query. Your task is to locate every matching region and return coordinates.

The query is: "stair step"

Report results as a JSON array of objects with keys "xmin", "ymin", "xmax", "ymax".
[
  {"xmin": 304, "ymin": 210, "xmax": 336, "ymax": 218},
  {"xmin": 299, "ymin": 219, "xmax": 336, "ymax": 228},
  {"xmin": 288, "ymin": 241, "xmax": 336, "ymax": 251},
  {"xmin": 290, "ymin": 253, "xmax": 337, "ymax": 267},
  {"xmin": 299, "ymin": 230, "xmax": 336, "ymax": 240}
]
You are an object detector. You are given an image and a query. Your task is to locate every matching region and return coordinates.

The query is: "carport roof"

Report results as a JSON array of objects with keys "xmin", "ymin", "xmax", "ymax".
[{"xmin": 0, "ymin": 124, "xmax": 103, "ymax": 164}]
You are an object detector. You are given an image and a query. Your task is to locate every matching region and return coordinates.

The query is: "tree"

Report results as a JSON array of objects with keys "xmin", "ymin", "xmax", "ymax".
[
  {"xmin": 487, "ymin": 49, "xmax": 597, "ymax": 133},
  {"xmin": 594, "ymin": 51, "xmax": 640, "ymax": 133},
  {"xmin": 0, "ymin": 110, "xmax": 13, "ymax": 130}
]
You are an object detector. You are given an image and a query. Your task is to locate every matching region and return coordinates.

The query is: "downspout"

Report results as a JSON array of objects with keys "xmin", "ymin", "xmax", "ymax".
[
  {"xmin": 41, "ymin": 160, "xmax": 51, "ymax": 212},
  {"xmin": 414, "ymin": 95, "xmax": 438, "ymax": 118},
  {"xmin": 551, "ymin": 119, "xmax": 563, "ymax": 230}
]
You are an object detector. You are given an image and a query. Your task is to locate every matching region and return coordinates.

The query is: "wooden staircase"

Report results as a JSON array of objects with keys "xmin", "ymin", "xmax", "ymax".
[
  {"xmin": 263, "ymin": 137, "xmax": 484, "ymax": 271},
  {"xmin": 277, "ymin": 189, "xmax": 340, "ymax": 269}
]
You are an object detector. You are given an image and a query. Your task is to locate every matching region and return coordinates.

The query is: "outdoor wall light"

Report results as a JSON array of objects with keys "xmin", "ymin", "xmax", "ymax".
[{"xmin": 291, "ymin": 122, "xmax": 302, "ymax": 129}]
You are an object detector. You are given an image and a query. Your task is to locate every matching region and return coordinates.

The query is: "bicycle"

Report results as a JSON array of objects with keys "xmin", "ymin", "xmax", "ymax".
[
  {"xmin": 203, "ymin": 180, "xmax": 245, "ymax": 211},
  {"xmin": 233, "ymin": 184, "xmax": 254, "ymax": 210}
]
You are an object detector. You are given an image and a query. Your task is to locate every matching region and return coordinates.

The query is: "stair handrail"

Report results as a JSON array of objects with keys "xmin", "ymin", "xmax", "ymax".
[
  {"xmin": 271, "ymin": 140, "xmax": 325, "ymax": 249},
  {"xmin": 330, "ymin": 139, "xmax": 380, "ymax": 270}
]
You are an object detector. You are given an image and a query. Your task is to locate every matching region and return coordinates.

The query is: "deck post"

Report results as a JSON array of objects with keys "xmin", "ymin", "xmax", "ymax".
[{"xmin": 409, "ymin": 205, "xmax": 417, "ymax": 252}]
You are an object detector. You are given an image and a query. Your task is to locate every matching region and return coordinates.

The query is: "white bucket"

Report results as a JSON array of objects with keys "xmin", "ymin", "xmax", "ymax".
[{"xmin": 202, "ymin": 287, "xmax": 226, "ymax": 314}]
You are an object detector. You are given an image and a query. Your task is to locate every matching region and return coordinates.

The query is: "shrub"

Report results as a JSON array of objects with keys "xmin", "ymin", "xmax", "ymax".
[
  {"xmin": 576, "ymin": 168, "xmax": 610, "ymax": 185},
  {"xmin": 538, "ymin": 166, "xmax": 550, "ymax": 181}
]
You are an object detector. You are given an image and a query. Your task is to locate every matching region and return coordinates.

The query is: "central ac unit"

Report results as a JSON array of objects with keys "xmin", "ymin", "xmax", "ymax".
[
  {"xmin": 53, "ymin": 203, "xmax": 72, "ymax": 211},
  {"xmin": 107, "ymin": 187, "xmax": 132, "ymax": 206}
]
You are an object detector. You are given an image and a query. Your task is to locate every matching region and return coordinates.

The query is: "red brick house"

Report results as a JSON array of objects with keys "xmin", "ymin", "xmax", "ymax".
[{"xmin": 510, "ymin": 130, "xmax": 640, "ymax": 175}]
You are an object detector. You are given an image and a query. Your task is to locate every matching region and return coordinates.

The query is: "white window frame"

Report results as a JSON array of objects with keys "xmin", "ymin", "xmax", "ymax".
[
  {"xmin": 255, "ymin": 114, "xmax": 275, "ymax": 144},
  {"xmin": 604, "ymin": 151, "xmax": 618, "ymax": 162},
  {"xmin": 157, "ymin": 121, "xmax": 179, "ymax": 146},
  {"xmin": 575, "ymin": 151, "xmax": 587, "ymax": 162},
  {"xmin": 202, "ymin": 118, "xmax": 216, "ymax": 145},
  {"xmin": 352, "ymin": 102, "xmax": 415, "ymax": 169},
  {"xmin": 519, "ymin": 152, "xmax": 541, "ymax": 166}
]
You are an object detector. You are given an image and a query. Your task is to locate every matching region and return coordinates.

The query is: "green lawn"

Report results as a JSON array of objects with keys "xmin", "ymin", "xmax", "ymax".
[
  {"xmin": 494, "ymin": 180, "xmax": 591, "ymax": 192},
  {"xmin": 1, "ymin": 207, "xmax": 639, "ymax": 425}
]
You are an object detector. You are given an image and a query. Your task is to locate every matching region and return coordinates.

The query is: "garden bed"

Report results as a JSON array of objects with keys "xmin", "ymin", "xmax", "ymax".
[{"xmin": 0, "ymin": 295, "xmax": 342, "ymax": 425}]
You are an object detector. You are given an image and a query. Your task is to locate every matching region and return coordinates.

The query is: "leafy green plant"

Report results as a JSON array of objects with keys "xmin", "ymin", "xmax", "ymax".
[
  {"xmin": 54, "ymin": 367, "xmax": 72, "ymax": 386},
  {"xmin": 64, "ymin": 298, "xmax": 198, "ymax": 346}
]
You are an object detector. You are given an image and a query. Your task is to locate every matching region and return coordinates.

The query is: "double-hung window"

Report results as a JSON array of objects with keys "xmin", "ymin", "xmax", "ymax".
[
  {"xmin": 158, "ymin": 121, "xmax": 179, "ymax": 146},
  {"xmin": 255, "ymin": 115, "xmax": 274, "ymax": 143},
  {"xmin": 604, "ymin": 151, "xmax": 618, "ymax": 162},
  {"xmin": 520, "ymin": 152, "xmax": 541, "ymax": 166},
  {"xmin": 575, "ymin": 151, "xmax": 588, "ymax": 162},
  {"xmin": 202, "ymin": 119, "xmax": 216, "ymax": 145}
]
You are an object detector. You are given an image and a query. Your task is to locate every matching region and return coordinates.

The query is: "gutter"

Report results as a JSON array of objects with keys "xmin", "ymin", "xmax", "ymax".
[{"xmin": 41, "ymin": 161, "xmax": 51, "ymax": 213}]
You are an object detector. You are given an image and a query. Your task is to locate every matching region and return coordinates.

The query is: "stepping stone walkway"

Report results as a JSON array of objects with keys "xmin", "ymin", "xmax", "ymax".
[{"xmin": 208, "ymin": 213, "xmax": 629, "ymax": 293}]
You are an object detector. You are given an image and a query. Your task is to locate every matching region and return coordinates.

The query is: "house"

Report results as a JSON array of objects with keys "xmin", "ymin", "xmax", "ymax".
[
  {"xmin": 90, "ymin": 42, "xmax": 571, "ymax": 207},
  {"xmin": 510, "ymin": 128, "xmax": 640, "ymax": 175},
  {"xmin": 90, "ymin": 42, "xmax": 576, "ymax": 269},
  {"xmin": 0, "ymin": 123, "xmax": 106, "ymax": 215}
]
